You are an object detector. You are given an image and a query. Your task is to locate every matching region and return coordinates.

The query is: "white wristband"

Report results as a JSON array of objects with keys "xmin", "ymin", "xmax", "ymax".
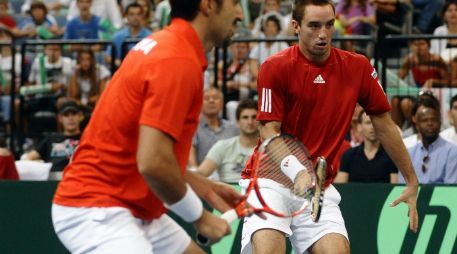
[
  {"xmin": 280, "ymin": 155, "xmax": 306, "ymax": 182},
  {"xmin": 164, "ymin": 184, "xmax": 203, "ymax": 223}
]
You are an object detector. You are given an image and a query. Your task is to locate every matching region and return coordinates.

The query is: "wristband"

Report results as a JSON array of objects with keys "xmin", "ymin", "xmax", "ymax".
[
  {"xmin": 280, "ymin": 155, "xmax": 306, "ymax": 182},
  {"xmin": 164, "ymin": 184, "xmax": 203, "ymax": 223}
]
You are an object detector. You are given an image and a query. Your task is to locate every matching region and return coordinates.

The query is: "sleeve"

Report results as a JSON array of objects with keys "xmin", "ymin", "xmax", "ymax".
[
  {"xmin": 366, "ymin": 2, "xmax": 375, "ymax": 16},
  {"xmin": 28, "ymin": 59, "xmax": 39, "ymax": 83},
  {"xmin": 66, "ymin": 1, "xmax": 77, "ymax": 21},
  {"xmin": 339, "ymin": 149, "xmax": 352, "ymax": 173},
  {"xmin": 139, "ymin": 58, "xmax": 201, "ymax": 141},
  {"xmin": 249, "ymin": 45, "xmax": 259, "ymax": 60},
  {"xmin": 430, "ymin": 27, "xmax": 442, "ymax": 55},
  {"xmin": 97, "ymin": 64, "xmax": 111, "ymax": 80},
  {"xmin": 357, "ymin": 57, "xmax": 391, "ymax": 115},
  {"xmin": 445, "ymin": 147, "xmax": 457, "ymax": 183},
  {"xmin": 205, "ymin": 140, "xmax": 225, "ymax": 166},
  {"xmin": 63, "ymin": 21, "xmax": 72, "ymax": 39},
  {"xmin": 256, "ymin": 59, "xmax": 286, "ymax": 122}
]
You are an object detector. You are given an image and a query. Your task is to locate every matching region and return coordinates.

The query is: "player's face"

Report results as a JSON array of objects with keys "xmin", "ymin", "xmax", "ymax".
[
  {"xmin": 416, "ymin": 106, "xmax": 441, "ymax": 142},
  {"xmin": 209, "ymin": 0, "xmax": 243, "ymax": 46},
  {"xmin": 293, "ymin": 4, "xmax": 335, "ymax": 63},
  {"xmin": 449, "ymin": 101, "xmax": 457, "ymax": 128},
  {"xmin": 238, "ymin": 109, "xmax": 259, "ymax": 136},
  {"xmin": 360, "ymin": 113, "xmax": 377, "ymax": 142}
]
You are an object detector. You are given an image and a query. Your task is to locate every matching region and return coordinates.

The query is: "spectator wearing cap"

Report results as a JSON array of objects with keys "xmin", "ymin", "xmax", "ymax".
[{"xmin": 22, "ymin": 99, "xmax": 83, "ymax": 179}]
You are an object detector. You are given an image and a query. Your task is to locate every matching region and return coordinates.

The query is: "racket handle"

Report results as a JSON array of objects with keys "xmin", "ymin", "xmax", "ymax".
[{"xmin": 196, "ymin": 209, "xmax": 238, "ymax": 246}]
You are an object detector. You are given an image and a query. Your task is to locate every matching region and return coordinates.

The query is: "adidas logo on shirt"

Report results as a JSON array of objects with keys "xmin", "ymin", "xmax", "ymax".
[{"xmin": 313, "ymin": 74, "xmax": 325, "ymax": 84}]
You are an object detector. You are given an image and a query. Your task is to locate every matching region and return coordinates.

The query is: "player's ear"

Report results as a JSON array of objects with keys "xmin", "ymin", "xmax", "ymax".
[
  {"xmin": 200, "ymin": 0, "xmax": 212, "ymax": 17},
  {"xmin": 291, "ymin": 20, "xmax": 300, "ymax": 35}
]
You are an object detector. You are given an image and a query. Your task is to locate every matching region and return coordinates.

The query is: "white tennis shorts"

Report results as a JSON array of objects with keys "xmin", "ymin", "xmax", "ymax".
[
  {"xmin": 52, "ymin": 204, "xmax": 191, "ymax": 254},
  {"xmin": 240, "ymin": 180, "xmax": 349, "ymax": 254}
]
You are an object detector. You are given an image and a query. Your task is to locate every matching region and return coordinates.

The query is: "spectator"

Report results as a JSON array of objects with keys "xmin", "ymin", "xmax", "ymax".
[
  {"xmin": 22, "ymin": 99, "xmax": 82, "ymax": 179},
  {"xmin": 219, "ymin": 31, "xmax": 258, "ymax": 123},
  {"xmin": 399, "ymin": 93, "xmax": 457, "ymax": 184},
  {"xmin": 0, "ymin": 28, "xmax": 21, "ymax": 134},
  {"xmin": 135, "ymin": 0, "xmax": 155, "ymax": 30},
  {"xmin": 197, "ymin": 99, "xmax": 259, "ymax": 184},
  {"xmin": 63, "ymin": 0, "xmax": 106, "ymax": 52},
  {"xmin": 0, "ymin": 0, "xmax": 20, "ymax": 37},
  {"xmin": 251, "ymin": 0, "xmax": 287, "ymax": 37},
  {"xmin": 25, "ymin": 44, "xmax": 73, "ymax": 96},
  {"xmin": 335, "ymin": 110, "xmax": 398, "ymax": 183},
  {"xmin": 107, "ymin": 3, "xmax": 151, "ymax": 65},
  {"xmin": 440, "ymin": 94, "xmax": 457, "ymax": 144},
  {"xmin": 68, "ymin": 48, "xmax": 110, "ymax": 109},
  {"xmin": 336, "ymin": 0, "xmax": 375, "ymax": 36},
  {"xmin": 67, "ymin": 0, "xmax": 123, "ymax": 31},
  {"xmin": 431, "ymin": 0, "xmax": 457, "ymax": 63},
  {"xmin": 0, "ymin": 137, "xmax": 18, "ymax": 180},
  {"xmin": 188, "ymin": 87, "xmax": 239, "ymax": 177},
  {"xmin": 21, "ymin": 0, "xmax": 71, "ymax": 16},
  {"xmin": 16, "ymin": 1, "xmax": 63, "ymax": 40},
  {"xmin": 399, "ymin": 39, "xmax": 449, "ymax": 88},
  {"xmin": 249, "ymin": 14, "xmax": 289, "ymax": 66}
]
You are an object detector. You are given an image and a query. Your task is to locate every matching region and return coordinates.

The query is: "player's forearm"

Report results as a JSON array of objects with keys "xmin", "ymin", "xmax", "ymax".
[
  {"xmin": 259, "ymin": 121, "xmax": 281, "ymax": 141},
  {"xmin": 371, "ymin": 113, "xmax": 419, "ymax": 185}
]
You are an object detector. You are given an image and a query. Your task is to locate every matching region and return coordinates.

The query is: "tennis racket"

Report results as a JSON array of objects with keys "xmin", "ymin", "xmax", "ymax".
[{"xmin": 196, "ymin": 134, "xmax": 327, "ymax": 246}]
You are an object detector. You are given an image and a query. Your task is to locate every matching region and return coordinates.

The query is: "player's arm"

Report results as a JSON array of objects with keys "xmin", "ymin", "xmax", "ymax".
[
  {"xmin": 137, "ymin": 125, "xmax": 230, "ymax": 241},
  {"xmin": 197, "ymin": 158, "xmax": 219, "ymax": 177},
  {"xmin": 259, "ymin": 120, "xmax": 282, "ymax": 140},
  {"xmin": 185, "ymin": 170, "xmax": 245, "ymax": 213},
  {"xmin": 334, "ymin": 172, "xmax": 349, "ymax": 183},
  {"xmin": 188, "ymin": 145, "xmax": 198, "ymax": 169},
  {"xmin": 370, "ymin": 112, "xmax": 419, "ymax": 232}
]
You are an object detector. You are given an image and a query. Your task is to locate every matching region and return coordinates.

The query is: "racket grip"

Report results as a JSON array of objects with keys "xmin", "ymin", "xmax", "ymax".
[{"xmin": 196, "ymin": 209, "xmax": 238, "ymax": 246}]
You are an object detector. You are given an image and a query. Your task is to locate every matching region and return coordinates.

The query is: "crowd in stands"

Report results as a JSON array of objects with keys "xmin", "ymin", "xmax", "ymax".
[{"xmin": 0, "ymin": 0, "xmax": 456, "ymax": 184}]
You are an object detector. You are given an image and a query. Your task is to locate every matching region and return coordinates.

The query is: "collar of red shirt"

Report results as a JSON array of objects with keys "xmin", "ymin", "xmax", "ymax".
[{"xmin": 167, "ymin": 18, "xmax": 208, "ymax": 71}]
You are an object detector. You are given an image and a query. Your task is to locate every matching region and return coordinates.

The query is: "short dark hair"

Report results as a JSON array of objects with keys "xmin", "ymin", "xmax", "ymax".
[
  {"xmin": 412, "ymin": 91, "xmax": 441, "ymax": 116},
  {"xmin": 30, "ymin": 1, "xmax": 48, "ymax": 15},
  {"xmin": 236, "ymin": 99, "xmax": 258, "ymax": 120},
  {"xmin": 442, "ymin": 0, "xmax": 457, "ymax": 18},
  {"xmin": 125, "ymin": 2, "xmax": 143, "ymax": 15},
  {"xmin": 292, "ymin": 0, "xmax": 335, "ymax": 24},
  {"xmin": 170, "ymin": 0, "xmax": 223, "ymax": 21},
  {"xmin": 450, "ymin": 94, "xmax": 457, "ymax": 109},
  {"xmin": 264, "ymin": 14, "xmax": 282, "ymax": 32},
  {"xmin": 357, "ymin": 109, "xmax": 366, "ymax": 124}
]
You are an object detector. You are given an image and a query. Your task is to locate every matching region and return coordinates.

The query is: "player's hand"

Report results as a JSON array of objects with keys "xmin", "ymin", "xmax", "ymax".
[
  {"xmin": 203, "ymin": 181, "xmax": 245, "ymax": 213},
  {"xmin": 194, "ymin": 210, "xmax": 231, "ymax": 244},
  {"xmin": 293, "ymin": 169, "xmax": 313, "ymax": 198},
  {"xmin": 390, "ymin": 184, "xmax": 419, "ymax": 233}
]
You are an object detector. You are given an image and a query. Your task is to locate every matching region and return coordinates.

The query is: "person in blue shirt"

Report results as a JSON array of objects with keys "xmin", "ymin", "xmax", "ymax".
[
  {"xmin": 106, "ymin": 3, "xmax": 151, "ymax": 66},
  {"xmin": 399, "ymin": 94, "xmax": 457, "ymax": 184},
  {"xmin": 64, "ymin": 0, "xmax": 101, "ymax": 40}
]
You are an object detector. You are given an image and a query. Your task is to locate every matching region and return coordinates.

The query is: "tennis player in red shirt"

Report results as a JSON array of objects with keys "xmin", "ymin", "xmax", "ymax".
[
  {"xmin": 240, "ymin": 0, "xmax": 419, "ymax": 253},
  {"xmin": 52, "ymin": 1, "xmax": 244, "ymax": 253}
]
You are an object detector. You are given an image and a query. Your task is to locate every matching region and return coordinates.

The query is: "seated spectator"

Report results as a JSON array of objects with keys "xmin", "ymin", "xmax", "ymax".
[
  {"xmin": 440, "ymin": 94, "xmax": 457, "ymax": 144},
  {"xmin": 251, "ymin": 0, "xmax": 287, "ymax": 37},
  {"xmin": 188, "ymin": 87, "xmax": 239, "ymax": 177},
  {"xmin": 336, "ymin": 0, "xmax": 375, "ymax": 36},
  {"xmin": 16, "ymin": 1, "xmax": 63, "ymax": 40},
  {"xmin": 135, "ymin": 0, "xmax": 155, "ymax": 30},
  {"xmin": 431, "ymin": 0, "xmax": 457, "ymax": 63},
  {"xmin": 106, "ymin": 3, "xmax": 151, "ymax": 65},
  {"xmin": 399, "ymin": 39, "xmax": 450, "ymax": 88},
  {"xmin": 249, "ymin": 14, "xmax": 289, "ymax": 66},
  {"xmin": 0, "ymin": 0, "xmax": 20, "ymax": 37},
  {"xmin": 68, "ymin": 48, "xmax": 110, "ymax": 109},
  {"xmin": 24, "ymin": 44, "xmax": 73, "ymax": 97},
  {"xmin": 219, "ymin": 31, "xmax": 258, "ymax": 122},
  {"xmin": 22, "ymin": 99, "xmax": 82, "ymax": 179},
  {"xmin": 197, "ymin": 99, "xmax": 259, "ymax": 183},
  {"xmin": 64, "ymin": 0, "xmax": 106, "ymax": 52},
  {"xmin": 399, "ymin": 93, "xmax": 457, "ymax": 184},
  {"xmin": 0, "ymin": 28, "xmax": 21, "ymax": 134},
  {"xmin": 335, "ymin": 110, "xmax": 398, "ymax": 183},
  {"xmin": 21, "ymin": 0, "xmax": 70, "ymax": 16},
  {"xmin": 0, "ymin": 137, "xmax": 18, "ymax": 180},
  {"xmin": 67, "ymin": 0, "xmax": 123, "ymax": 31}
]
